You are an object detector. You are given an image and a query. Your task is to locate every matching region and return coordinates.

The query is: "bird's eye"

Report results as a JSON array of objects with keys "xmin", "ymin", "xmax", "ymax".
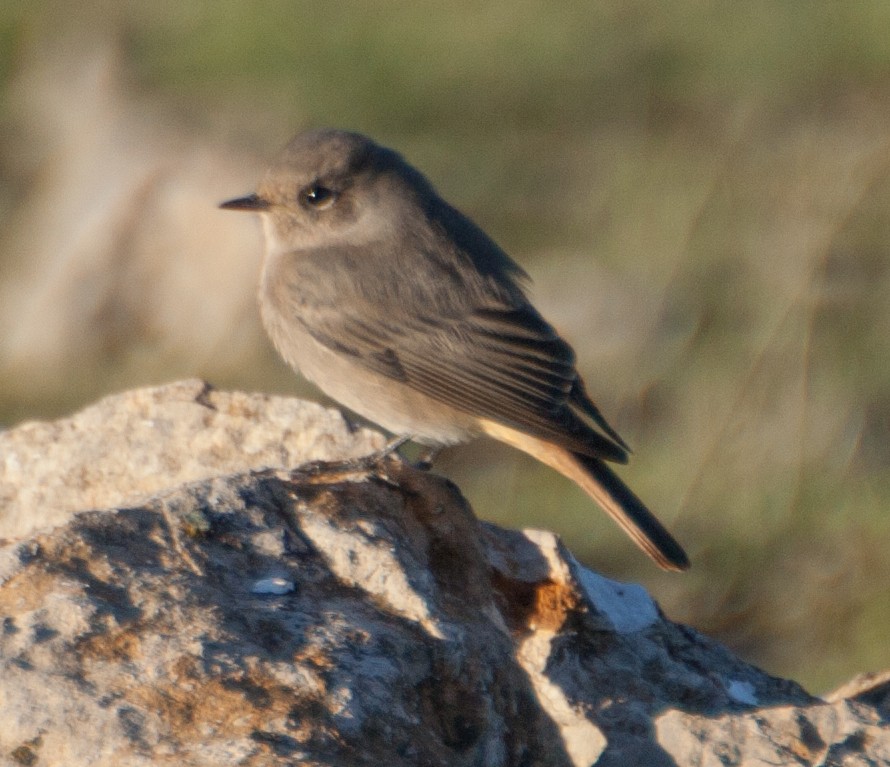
[{"xmin": 298, "ymin": 184, "xmax": 337, "ymax": 210}]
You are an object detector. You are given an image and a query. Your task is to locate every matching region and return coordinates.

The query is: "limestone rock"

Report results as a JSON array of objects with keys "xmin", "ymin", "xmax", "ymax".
[
  {"xmin": 0, "ymin": 379, "xmax": 385, "ymax": 541},
  {"xmin": 0, "ymin": 382, "xmax": 887, "ymax": 766}
]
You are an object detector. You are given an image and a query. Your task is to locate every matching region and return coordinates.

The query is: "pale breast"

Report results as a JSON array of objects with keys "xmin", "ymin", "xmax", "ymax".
[{"xmin": 257, "ymin": 256, "xmax": 479, "ymax": 445}]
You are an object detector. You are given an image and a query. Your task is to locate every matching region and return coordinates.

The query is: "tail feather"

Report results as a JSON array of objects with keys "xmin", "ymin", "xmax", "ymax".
[
  {"xmin": 479, "ymin": 420, "xmax": 689, "ymax": 571},
  {"xmin": 568, "ymin": 451, "xmax": 689, "ymax": 571}
]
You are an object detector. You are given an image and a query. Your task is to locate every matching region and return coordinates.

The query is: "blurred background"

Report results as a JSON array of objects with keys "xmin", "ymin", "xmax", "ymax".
[{"xmin": 2, "ymin": 1, "xmax": 889, "ymax": 693}]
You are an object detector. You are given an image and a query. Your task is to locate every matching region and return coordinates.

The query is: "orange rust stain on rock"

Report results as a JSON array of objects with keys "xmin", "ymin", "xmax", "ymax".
[
  {"xmin": 124, "ymin": 659, "xmax": 332, "ymax": 744},
  {"xmin": 490, "ymin": 571, "xmax": 579, "ymax": 634},
  {"xmin": 530, "ymin": 579, "xmax": 579, "ymax": 632},
  {"xmin": 79, "ymin": 628, "xmax": 143, "ymax": 662},
  {"xmin": 0, "ymin": 568, "xmax": 69, "ymax": 614},
  {"xmin": 293, "ymin": 645, "xmax": 336, "ymax": 670}
]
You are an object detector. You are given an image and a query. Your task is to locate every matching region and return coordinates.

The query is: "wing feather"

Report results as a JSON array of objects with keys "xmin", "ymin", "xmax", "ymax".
[{"xmin": 281, "ymin": 245, "xmax": 630, "ymax": 462}]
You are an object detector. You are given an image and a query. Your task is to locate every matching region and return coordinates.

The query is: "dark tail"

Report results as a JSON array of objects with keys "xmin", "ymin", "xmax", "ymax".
[
  {"xmin": 479, "ymin": 420, "xmax": 690, "ymax": 571},
  {"xmin": 569, "ymin": 451, "xmax": 689, "ymax": 571}
]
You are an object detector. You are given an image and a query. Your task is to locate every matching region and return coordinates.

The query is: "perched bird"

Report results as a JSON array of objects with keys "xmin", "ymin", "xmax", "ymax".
[{"xmin": 221, "ymin": 129, "xmax": 688, "ymax": 571}]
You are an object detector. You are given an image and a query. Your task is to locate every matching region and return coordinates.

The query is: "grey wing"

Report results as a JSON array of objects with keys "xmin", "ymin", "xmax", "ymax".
[
  {"xmin": 288, "ymin": 255, "xmax": 630, "ymax": 462},
  {"xmin": 400, "ymin": 307, "xmax": 630, "ymax": 461}
]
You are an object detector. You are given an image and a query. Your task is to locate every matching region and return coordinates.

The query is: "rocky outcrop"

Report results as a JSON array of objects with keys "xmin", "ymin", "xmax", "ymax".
[
  {"xmin": 1, "ymin": 381, "xmax": 887, "ymax": 766},
  {"xmin": 0, "ymin": 379, "xmax": 385, "ymax": 542}
]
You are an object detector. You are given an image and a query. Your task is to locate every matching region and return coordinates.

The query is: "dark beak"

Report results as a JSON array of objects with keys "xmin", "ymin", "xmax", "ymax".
[{"xmin": 219, "ymin": 193, "xmax": 270, "ymax": 212}]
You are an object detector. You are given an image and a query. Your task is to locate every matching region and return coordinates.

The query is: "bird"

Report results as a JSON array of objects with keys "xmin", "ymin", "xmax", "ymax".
[{"xmin": 220, "ymin": 128, "xmax": 689, "ymax": 571}]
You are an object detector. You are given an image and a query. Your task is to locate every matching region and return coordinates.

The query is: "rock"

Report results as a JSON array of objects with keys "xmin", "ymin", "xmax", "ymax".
[
  {"xmin": 0, "ymin": 382, "xmax": 887, "ymax": 766},
  {"xmin": 0, "ymin": 379, "xmax": 385, "ymax": 542}
]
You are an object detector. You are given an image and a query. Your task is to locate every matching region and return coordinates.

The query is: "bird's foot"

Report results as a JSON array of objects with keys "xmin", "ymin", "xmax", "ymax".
[
  {"xmin": 413, "ymin": 446, "xmax": 441, "ymax": 471},
  {"xmin": 283, "ymin": 435, "xmax": 412, "ymax": 485}
]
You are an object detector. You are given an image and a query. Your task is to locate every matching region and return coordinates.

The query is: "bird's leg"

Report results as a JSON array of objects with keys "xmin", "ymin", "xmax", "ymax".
[
  {"xmin": 285, "ymin": 435, "xmax": 422, "ymax": 486},
  {"xmin": 310, "ymin": 434, "xmax": 412, "ymax": 475},
  {"xmin": 352, "ymin": 436, "xmax": 439, "ymax": 472},
  {"xmin": 372, "ymin": 434, "xmax": 413, "ymax": 461}
]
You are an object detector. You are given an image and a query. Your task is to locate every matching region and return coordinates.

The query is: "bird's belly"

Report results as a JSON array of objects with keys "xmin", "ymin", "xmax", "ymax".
[{"xmin": 260, "ymin": 306, "xmax": 479, "ymax": 445}]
